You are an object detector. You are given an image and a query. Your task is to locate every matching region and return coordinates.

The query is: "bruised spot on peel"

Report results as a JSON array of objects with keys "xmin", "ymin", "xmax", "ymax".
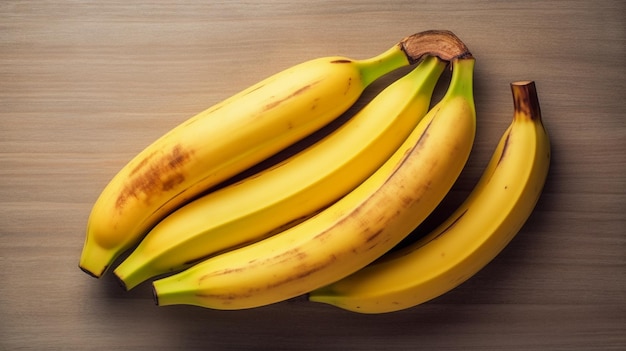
[
  {"xmin": 115, "ymin": 144, "xmax": 194, "ymax": 211},
  {"xmin": 243, "ymin": 82, "xmax": 268, "ymax": 97},
  {"xmin": 311, "ymin": 97, "xmax": 320, "ymax": 111},
  {"xmin": 365, "ymin": 228, "xmax": 384, "ymax": 243},
  {"xmin": 194, "ymin": 257, "xmax": 337, "ymax": 303},
  {"xmin": 196, "ymin": 291, "xmax": 251, "ymax": 302},
  {"xmin": 382, "ymin": 118, "xmax": 433, "ymax": 187},
  {"xmin": 344, "ymin": 77, "xmax": 352, "ymax": 95},
  {"xmin": 202, "ymin": 244, "xmax": 312, "ymax": 283},
  {"xmin": 439, "ymin": 209, "xmax": 468, "ymax": 235},
  {"xmin": 263, "ymin": 82, "xmax": 318, "ymax": 112},
  {"xmin": 400, "ymin": 194, "xmax": 414, "ymax": 207},
  {"xmin": 197, "ymin": 265, "xmax": 247, "ymax": 285},
  {"xmin": 265, "ymin": 254, "xmax": 338, "ymax": 291},
  {"xmin": 272, "ymin": 247, "xmax": 308, "ymax": 265},
  {"xmin": 129, "ymin": 152, "xmax": 155, "ymax": 177},
  {"xmin": 330, "ymin": 59, "xmax": 352, "ymax": 64},
  {"xmin": 497, "ymin": 130, "xmax": 512, "ymax": 166}
]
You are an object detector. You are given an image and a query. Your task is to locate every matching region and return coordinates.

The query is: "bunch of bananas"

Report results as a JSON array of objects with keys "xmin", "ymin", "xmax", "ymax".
[{"xmin": 79, "ymin": 30, "xmax": 550, "ymax": 314}]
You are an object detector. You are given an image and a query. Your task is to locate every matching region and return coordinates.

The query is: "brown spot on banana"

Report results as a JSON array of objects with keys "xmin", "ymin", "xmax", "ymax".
[
  {"xmin": 311, "ymin": 97, "xmax": 320, "ymax": 111},
  {"xmin": 195, "ymin": 253, "xmax": 340, "ymax": 304},
  {"xmin": 200, "ymin": 246, "xmax": 311, "ymax": 283},
  {"xmin": 115, "ymin": 145, "xmax": 194, "ymax": 211},
  {"xmin": 384, "ymin": 119, "xmax": 433, "ymax": 182},
  {"xmin": 344, "ymin": 77, "xmax": 352, "ymax": 95},
  {"xmin": 265, "ymin": 253, "xmax": 339, "ymax": 291},
  {"xmin": 438, "ymin": 209, "xmax": 468, "ymax": 236},
  {"xmin": 417, "ymin": 209, "xmax": 469, "ymax": 249},
  {"xmin": 196, "ymin": 291, "xmax": 251, "ymax": 302},
  {"xmin": 262, "ymin": 82, "xmax": 319, "ymax": 112},
  {"xmin": 272, "ymin": 247, "xmax": 308, "ymax": 265},
  {"xmin": 496, "ymin": 130, "xmax": 512, "ymax": 166},
  {"xmin": 129, "ymin": 152, "xmax": 154, "ymax": 177},
  {"xmin": 364, "ymin": 228, "xmax": 384, "ymax": 243}
]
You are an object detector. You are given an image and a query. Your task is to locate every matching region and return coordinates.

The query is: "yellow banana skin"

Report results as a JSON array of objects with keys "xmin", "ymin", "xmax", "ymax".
[
  {"xmin": 151, "ymin": 57, "xmax": 476, "ymax": 310},
  {"xmin": 309, "ymin": 81, "xmax": 550, "ymax": 314},
  {"xmin": 78, "ymin": 32, "xmax": 452, "ymax": 278},
  {"xmin": 79, "ymin": 31, "xmax": 472, "ymax": 278},
  {"xmin": 113, "ymin": 56, "xmax": 447, "ymax": 290}
]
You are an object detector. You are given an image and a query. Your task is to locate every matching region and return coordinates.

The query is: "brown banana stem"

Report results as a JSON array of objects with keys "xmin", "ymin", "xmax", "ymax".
[
  {"xmin": 400, "ymin": 30, "xmax": 472, "ymax": 63},
  {"xmin": 511, "ymin": 81, "xmax": 542, "ymax": 121}
]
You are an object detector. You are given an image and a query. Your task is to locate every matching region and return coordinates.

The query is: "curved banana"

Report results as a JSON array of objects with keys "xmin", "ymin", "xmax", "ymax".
[
  {"xmin": 113, "ymin": 56, "xmax": 448, "ymax": 290},
  {"xmin": 150, "ymin": 56, "xmax": 476, "ymax": 310},
  {"xmin": 79, "ymin": 30, "xmax": 471, "ymax": 278},
  {"xmin": 308, "ymin": 81, "xmax": 550, "ymax": 314}
]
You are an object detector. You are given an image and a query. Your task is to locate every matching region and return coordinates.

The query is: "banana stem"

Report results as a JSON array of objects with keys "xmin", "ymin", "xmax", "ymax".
[
  {"xmin": 358, "ymin": 30, "xmax": 472, "ymax": 87},
  {"xmin": 358, "ymin": 45, "xmax": 415, "ymax": 87},
  {"xmin": 401, "ymin": 30, "xmax": 472, "ymax": 63},
  {"xmin": 511, "ymin": 81, "xmax": 542, "ymax": 122},
  {"xmin": 443, "ymin": 57, "xmax": 475, "ymax": 101}
]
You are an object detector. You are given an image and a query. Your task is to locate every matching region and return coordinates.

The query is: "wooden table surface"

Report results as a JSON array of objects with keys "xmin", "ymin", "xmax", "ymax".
[{"xmin": 1, "ymin": 1, "xmax": 624, "ymax": 350}]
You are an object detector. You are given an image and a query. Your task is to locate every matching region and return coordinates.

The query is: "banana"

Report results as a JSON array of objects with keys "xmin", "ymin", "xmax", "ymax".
[
  {"xmin": 113, "ymin": 56, "xmax": 448, "ymax": 290},
  {"xmin": 308, "ymin": 81, "xmax": 550, "ymax": 314},
  {"xmin": 79, "ymin": 30, "xmax": 471, "ymax": 278},
  {"xmin": 150, "ymin": 56, "xmax": 476, "ymax": 310}
]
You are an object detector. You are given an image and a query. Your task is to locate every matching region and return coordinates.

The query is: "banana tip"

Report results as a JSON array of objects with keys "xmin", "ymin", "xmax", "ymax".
[
  {"xmin": 151, "ymin": 284, "xmax": 160, "ymax": 306},
  {"xmin": 79, "ymin": 264, "xmax": 104, "ymax": 279},
  {"xmin": 113, "ymin": 273, "xmax": 129, "ymax": 291}
]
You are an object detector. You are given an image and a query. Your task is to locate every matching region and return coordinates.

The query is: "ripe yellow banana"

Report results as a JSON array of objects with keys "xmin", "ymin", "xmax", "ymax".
[
  {"xmin": 79, "ymin": 30, "xmax": 471, "ymax": 278},
  {"xmin": 113, "ymin": 56, "xmax": 448, "ymax": 290},
  {"xmin": 151, "ymin": 56, "xmax": 476, "ymax": 310},
  {"xmin": 308, "ymin": 81, "xmax": 550, "ymax": 314}
]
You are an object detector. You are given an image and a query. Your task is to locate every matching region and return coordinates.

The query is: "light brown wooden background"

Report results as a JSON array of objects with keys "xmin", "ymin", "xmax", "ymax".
[{"xmin": 1, "ymin": 1, "xmax": 624, "ymax": 350}]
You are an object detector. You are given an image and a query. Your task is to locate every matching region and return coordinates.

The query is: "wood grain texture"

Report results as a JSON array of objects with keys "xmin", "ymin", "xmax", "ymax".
[{"xmin": 1, "ymin": 1, "xmax": 624, "ymax": 350}]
